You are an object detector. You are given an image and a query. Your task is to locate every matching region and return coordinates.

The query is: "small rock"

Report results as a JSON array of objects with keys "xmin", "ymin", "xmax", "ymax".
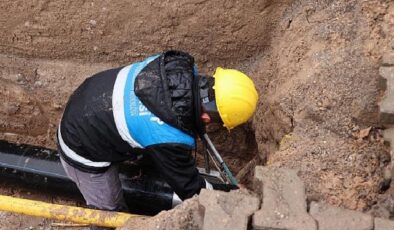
[
  {"xmin": 16, "ymin": 74, "xmax": 24, "ymax": 82},
  {"xmin": 352, "ymin": 125, "xmax": 360, "ymax": 132},
  {"xmin": 383, "ymin": 166, "xmax": 391, "ymax": 181},
  {"xmin": 375, "ymin": 217, "xmax": 394, "ymax": 230},
  {"xmin": 200, "ymin": 190, "xmax": 260, "ymax": 230},
  {"xmin": 379, "ymin": 179, "xmax": 391, "ymax": 193},
  {"xmin": 52, "ymin": 103, "xmax": 63, "ymax": 110},
  {"xmin": 382, "ymin": 53, "xmax": 394, "ymax": 66},
  {"xmin": 310, "ymin": 202, "xmax": 373, "ymax": 230},
  {"xmin": 34, "ymin": 81, "xmax": 43, "ymax": 87},
  {"xmin": 7, "ymin": 106, "xmax": 19, "ymax": 115},
  {"xmin": 353, "ymin": 176, "xmax": 366, "ymax": 184},
  {"xmin": 321, "ymin": 98, "xmax": 332, "ymax": 109},
  {"xmin": 89, "ymin": 19, "xmax": 97, "ymax": 26}
]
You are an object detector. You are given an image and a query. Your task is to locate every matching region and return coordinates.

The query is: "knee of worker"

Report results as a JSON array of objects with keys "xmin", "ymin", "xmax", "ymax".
[{"xmin": 78, "ymin": 178, "xmax": 127, "ymax": 211}]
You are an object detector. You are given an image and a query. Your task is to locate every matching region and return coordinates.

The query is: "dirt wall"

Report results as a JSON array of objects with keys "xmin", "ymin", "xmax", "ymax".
[
  {"xmin": 251, "ymin": 0, "xmax": 394, "ymax": 213},
  {"xmin": 0, "ymin": 0, "xmax": 283, "ymax": 65}
]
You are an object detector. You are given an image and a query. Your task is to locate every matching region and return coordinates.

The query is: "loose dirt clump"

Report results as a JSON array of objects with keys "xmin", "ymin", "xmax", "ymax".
[{"xmin": 118, "ymin": 197, "xmax": 203, "ymax": 230}]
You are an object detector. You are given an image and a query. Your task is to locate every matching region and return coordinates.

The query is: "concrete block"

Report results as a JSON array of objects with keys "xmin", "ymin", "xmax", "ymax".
[
  {"xmin": 199, "ymin": 189, "xmax": 260, "ymax": 230},
  {"xmin": 378, "ymin": 74, "xmax": 387, "ymax": 91},
  {"xmin": 252, "ymin": 167, "xmax": 317, "ymax": 230},
  {"xmin": 383, "ymin": 128, "xmax": 394, "ymax": 187},
  {"xmin": 379, "ymin": 94, "xmax": 394, "ymax": 124},
  {"xmin": 382, "ymin": 53, "xmax": 394, "ymax": 66},
  {"xmin": 309, "ymin": 202, "xmax": 373, "ymax": 230},
  {"xmin": 379, "ymin": 63, "xmax": 394, "ymax": 124},
  {"xmin": 380, "ymin": 67, "xmax": 394, "ymax": 90},
  {"xmin": 375, "ymin": 217, "xmax": 394, "ymax": 230},
  {"xmin": 380, "ymin": 93, "xmax": 394, "ymax": 114},
  {"xmin": 383, "ymin": 127, "xmax": 394, "ymax": 144}
]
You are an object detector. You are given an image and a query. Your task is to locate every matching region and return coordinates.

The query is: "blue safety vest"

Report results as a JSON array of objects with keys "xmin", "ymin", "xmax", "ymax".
[{"xmin": 123, "ymin": 55, "xmax": 196, "ymax": 148}]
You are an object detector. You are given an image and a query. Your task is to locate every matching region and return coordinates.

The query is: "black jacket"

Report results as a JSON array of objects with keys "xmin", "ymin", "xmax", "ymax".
[{"xmin": 58, "ymin": 51, "xmax": 206, "ymax": 200}]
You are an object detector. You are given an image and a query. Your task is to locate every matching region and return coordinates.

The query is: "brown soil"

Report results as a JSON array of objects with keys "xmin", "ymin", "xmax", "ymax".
[
  {"xmin": 118, "ymin": 197, "xmax": 203, "ymax": 230},
  {"xmin": 252, "ymin": 0, "xmax": 394, "ymax": 214},
  {"xmin": 0, "ymin": 0, "xmax": 394, "ymax": 228}
]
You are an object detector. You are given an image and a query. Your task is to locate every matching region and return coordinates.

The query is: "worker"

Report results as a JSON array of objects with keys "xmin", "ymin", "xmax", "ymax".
[{"xmin": 57, "ymin": 50, "xmax": 258, "ymax": 229}]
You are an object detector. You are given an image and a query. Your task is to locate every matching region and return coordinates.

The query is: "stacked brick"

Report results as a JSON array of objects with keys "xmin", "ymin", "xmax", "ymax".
[
  {"xmin": 379, "ymin": 52, "xmax": 394, "ymax": 123},
  {"xmin": 380, "ymin": 50, "xmax": 394, "ymax": 189},
  {"xmin": 195, "ymin": 166, "xmax": 394, "ymax": 230}
]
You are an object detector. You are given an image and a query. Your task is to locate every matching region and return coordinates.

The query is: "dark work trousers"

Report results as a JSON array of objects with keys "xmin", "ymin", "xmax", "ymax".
[{"xmin": 60, "ymin": 157, "xmax": 128, "ymax": 230}]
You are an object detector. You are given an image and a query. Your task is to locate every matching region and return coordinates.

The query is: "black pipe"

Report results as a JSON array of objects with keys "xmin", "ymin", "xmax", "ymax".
[{"xmin": 0, "ymin": 140, "xmax": 199, "ymax": 215}]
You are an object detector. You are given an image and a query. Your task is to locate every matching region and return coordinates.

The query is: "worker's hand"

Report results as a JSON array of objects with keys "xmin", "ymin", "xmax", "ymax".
[{"xmin": 211, "ymin": 183, "xmax": 239, "ymax": 192}]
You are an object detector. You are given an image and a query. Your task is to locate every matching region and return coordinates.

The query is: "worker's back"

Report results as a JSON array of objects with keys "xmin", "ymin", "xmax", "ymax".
[{"xmin": 59, "ymin": 67, "xmax": 136, "ymax": 166}]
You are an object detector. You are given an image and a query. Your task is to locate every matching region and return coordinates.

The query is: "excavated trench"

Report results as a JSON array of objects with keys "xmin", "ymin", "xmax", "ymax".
[{"xmin": 0, "ymin": 0, "xmax": 394, "ymax": 229}]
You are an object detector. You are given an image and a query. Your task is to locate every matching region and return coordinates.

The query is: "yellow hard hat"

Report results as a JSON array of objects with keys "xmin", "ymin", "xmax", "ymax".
[{"xmin": 213, "ymin": 67, "xmax": 258, "ymax": 129}]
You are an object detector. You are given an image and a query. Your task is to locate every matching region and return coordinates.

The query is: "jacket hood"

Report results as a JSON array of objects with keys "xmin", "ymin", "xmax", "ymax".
[{"xmin": 134, "ymin": 50, "xmax": 200, "ymax": 136}]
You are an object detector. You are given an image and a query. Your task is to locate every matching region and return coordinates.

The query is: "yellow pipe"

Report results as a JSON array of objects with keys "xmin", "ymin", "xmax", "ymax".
[{"xmin": 0, "ymin": 195, "xmax": 141, "ymax": 228}]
